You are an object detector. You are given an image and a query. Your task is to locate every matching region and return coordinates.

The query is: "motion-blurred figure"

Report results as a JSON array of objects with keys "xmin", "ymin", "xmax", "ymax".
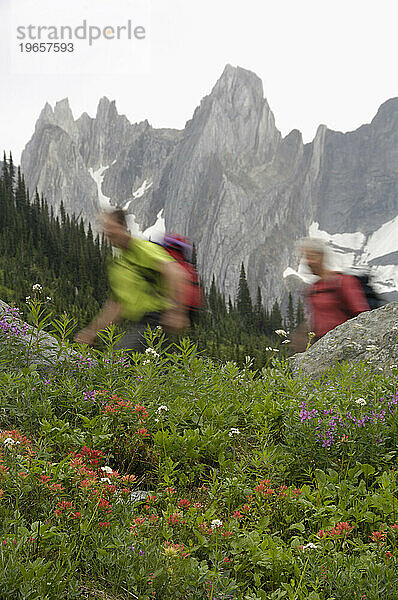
[
  {"xmin": 297, "ymin": 238, "xmax": 369, "ymax": 343},
  {"xmin": 75, "ymin": 209, "xmax": 190, "ymax": 352},
  {"xmin": 161, "ymin": 233, "xmax": 204, "ymax": 326}
]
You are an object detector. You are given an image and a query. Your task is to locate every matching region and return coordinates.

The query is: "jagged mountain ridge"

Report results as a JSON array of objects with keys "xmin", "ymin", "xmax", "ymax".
[{"xmin": 20, "ymin": 65, "xmax": 398, "ymax": 304}]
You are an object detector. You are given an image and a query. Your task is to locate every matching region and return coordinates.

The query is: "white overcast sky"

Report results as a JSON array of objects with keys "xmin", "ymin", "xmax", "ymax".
[{"xmin": 1, "ymin": 0, "xmax": 397, "ymax": 162}]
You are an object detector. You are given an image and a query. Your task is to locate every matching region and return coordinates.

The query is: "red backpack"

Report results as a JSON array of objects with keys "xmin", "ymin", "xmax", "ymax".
[{"xmin": 162, "ymin": 233, "xmax": 204, "ymax": 313}]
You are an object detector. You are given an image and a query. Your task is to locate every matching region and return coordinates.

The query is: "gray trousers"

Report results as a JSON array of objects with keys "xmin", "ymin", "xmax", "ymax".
[{"xmin": 115, "ymin": 312, "xmax": 164, "ymax": 354}]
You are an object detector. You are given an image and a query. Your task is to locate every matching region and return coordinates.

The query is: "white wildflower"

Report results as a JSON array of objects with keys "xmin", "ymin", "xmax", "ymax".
[
  {"xmin": 100, "ymin": 477, "xmax": 111, "ymax": 484},
  {"xmin": 211, "ymin": 519, "xmax": 223, "ymax": 529},
  {"xmin": 32, "ymin": 283, "xmax": 42, "ymax": 293},
  {"xmin": 272, "ymin": 348, "xmax": 280, "ymax": 353},
  {"xmin": 157, "ymin": 405, "xmax": 168, "ymax": 414},
  {"xmin": 46, "ymin": 296, "xmax": 52, "ymax": 301},
  {"xmin": 275, "ymin": 329, "xmax": 288, "ymax": 337},
  {"xmin": 101, "ymin": 466, "xmax": 113, "ymax": 474},
  {"xmin": 143, "ymin": 359, "xmax": 150, "ymax": 365},
  {"xmin": 281, "ymin": 340, "xmax": 291, "ymax": 344},
  {"xmin": 303, "ymin": 542, "xmax": 318, "ymax": 550},
  {"xmin": 228, "ymin": 427, "xmax": 240, "ymax": 437},
  {"xmin": 355, "ymin": 398, "xmax": 367, "ymax": 406},
  {"xmin": 145, "ymin": 347, "xmax": 159, "ymax": 358},
  {"xmin": 390, "ymin": 364, "xmax": 398, "ymax": 369},
  {"xmin": 25, "ymin": 296, "xmax": 31, "ymax": 302},
  {"xmin": 3, "ymin": 437, "xmax": 15, "ymax": 447}
]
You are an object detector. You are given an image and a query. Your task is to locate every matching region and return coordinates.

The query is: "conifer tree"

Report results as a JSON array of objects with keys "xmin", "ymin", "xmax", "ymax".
[
  {"xmin": 236, "ymin": 263, "xmax": 253, "ymax": 329},
  {"xmin": 254, "ymin": 286, "xmax": 264, "ymax": 332},
  {"xmin": 296, "ymin": 297, "xmax": 305, "ymax": 326},
  {"xmin": 269, "ymin": 300, "xmax": 282, "ymax": 333},
  {"xmin": 287, "ymin": 292, "xmax": 295, "ymax": 332}
]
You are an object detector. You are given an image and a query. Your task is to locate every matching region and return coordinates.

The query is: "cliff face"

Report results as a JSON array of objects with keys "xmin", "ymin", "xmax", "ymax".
[
  {"xmin": 21, "ymin": 98, "xmax": 181, "ymax": 225},
  {"xmin": 20, "ymin": 66, "xmax": 398, "ymax": 304}
]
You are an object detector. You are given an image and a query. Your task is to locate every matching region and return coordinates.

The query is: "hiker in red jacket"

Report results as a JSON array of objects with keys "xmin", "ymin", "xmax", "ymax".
[{"xmin": 300, "ymin": 238, "xmax": 369, "ymax": 340}]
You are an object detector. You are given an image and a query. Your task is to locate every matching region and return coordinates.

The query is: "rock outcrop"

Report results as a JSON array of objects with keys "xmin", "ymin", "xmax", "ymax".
[
  {"xmin": 288, "ymin": 302, "xmax": 398, "ymax": 379},
  {"xmin": 0, "ymin": 300, "xmax": 74, "ymax": 368}
]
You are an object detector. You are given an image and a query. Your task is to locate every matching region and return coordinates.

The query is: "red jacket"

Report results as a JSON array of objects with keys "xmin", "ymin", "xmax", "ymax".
[{"xmin": 306, "ymin": 274, "xmax": 369, "ymax": 339}]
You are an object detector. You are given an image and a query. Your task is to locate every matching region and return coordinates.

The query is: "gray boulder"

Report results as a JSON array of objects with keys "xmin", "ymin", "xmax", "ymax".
[
  {"xmin": 0, "ymin": 300, "xmax": 76, "ymax": 369},
  {"xmin": 288, "ymin": 302, "xmax": 398, "ymax": 379}
]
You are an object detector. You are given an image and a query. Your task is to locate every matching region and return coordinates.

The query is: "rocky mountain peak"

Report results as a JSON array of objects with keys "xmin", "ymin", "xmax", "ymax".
[
  {"xmin": 36, "ymin": 102, "xmax": 54, "ymax": 128},
  {"xmin": 371, "ymin": 97, "xmax": 398, "ymax": 129},
  {"xmin": 214, "ymin": 64, "xmax": 264, "ymax": 100},
  {"xmin": 184, "ymin": 65, "xmax": 279, "ymax": 164},
  {"xmin": 96, "ymin": 97, "xmax": 118, "ymax": 122},
  {"xmin": 53, "ymin": 98, "xmax": 78, "ymax": 142}
]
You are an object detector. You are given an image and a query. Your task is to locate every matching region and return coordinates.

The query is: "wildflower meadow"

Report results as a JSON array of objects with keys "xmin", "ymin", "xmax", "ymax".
[{"xmin": 0, "ymin": 302, "xmax": 397, "ymax": 599}]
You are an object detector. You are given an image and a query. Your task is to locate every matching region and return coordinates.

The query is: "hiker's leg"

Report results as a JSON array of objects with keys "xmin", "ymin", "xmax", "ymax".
[{"xmin": 115, "ymin": 313, "xmax": 165, "ymax": 355}]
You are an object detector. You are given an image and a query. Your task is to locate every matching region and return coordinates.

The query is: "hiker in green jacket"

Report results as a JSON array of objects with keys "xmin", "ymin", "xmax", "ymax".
[{"xmin": 75, "ymin": 209, "xmax": 190, "ymax": 352}]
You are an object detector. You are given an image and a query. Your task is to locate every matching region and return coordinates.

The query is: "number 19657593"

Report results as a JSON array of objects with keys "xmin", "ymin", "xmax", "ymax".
[{"xmin": 19, "ymin": 43, "xmax": 74, "ymax": 52}]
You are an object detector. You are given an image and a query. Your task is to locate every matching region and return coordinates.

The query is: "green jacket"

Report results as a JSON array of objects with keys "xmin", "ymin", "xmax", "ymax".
[{"xmin": 108, "ymin": 238, "xmax": 174, "ymax": 322}]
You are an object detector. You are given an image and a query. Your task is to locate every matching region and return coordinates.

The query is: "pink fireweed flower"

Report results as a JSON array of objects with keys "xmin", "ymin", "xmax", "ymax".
[
  {"xmin": 149, "ymin": 514, "xmax": 159, "ymax": 523},
  {"xmin": 329, "ymin": 522, "xmax": 354, "ymax": 536},
  {"xmin": 164, "ymin": 541, "xmax": 190, "ymax": 558},
  {"xmin": 49, "ymin": 483, "xmax": 65, "ymax": 492},
  {"xmin": 38, "ymin": 475, "xmax": 51, "ymax": 484},
  {"xmin": 232, "ymin": 510, "xmax": 243, "ymax": 519},
  {"xmin": 135, "ymin": 427, "xmax": 150, "ymax": 437},
  {"xmin": 167, "ymin": 513, "xmax": 182, "ymax": 526},
  {"xmin": 370, "ymin": 531, "xmax": 385, "ymax": 542},
  {"xmin": 121, "ymin": 474, "xmax": 137, "ymax": 483}
]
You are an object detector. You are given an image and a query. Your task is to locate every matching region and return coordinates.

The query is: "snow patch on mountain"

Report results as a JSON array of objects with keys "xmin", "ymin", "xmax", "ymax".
[
  {"xmin": 143, "ymin": 210, "xmax": 165, "ymax": 240},
  {"xmin": 309, "ymin": 222, "xmax": 365, "ymax": 251},
  {"xmin": 362, "ymin": 215, "xmax": 398, "ymax": 263},
  {"xmin": 133, "ymin": 179, "xmax": 152, "ymax": 199},
  {"xmin": 88, "ymin": 166, "xmax": 113, "ymax": 210},
  {"xmin": 125, "ymin": 209, "xmax": 165, "ymax": 242},
  {"xmin": 126, "ymin": 213, "xmax": 145, "ymax": 238}
]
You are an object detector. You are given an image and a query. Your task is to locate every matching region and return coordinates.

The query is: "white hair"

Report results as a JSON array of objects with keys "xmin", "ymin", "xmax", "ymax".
[
  {"xmin": 298, "ymin": 237, "xmax": 326, "ymax": 256},
  {"xmin": 298, "ymin": 237, "xmax": 337, "ymax": 270}
]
